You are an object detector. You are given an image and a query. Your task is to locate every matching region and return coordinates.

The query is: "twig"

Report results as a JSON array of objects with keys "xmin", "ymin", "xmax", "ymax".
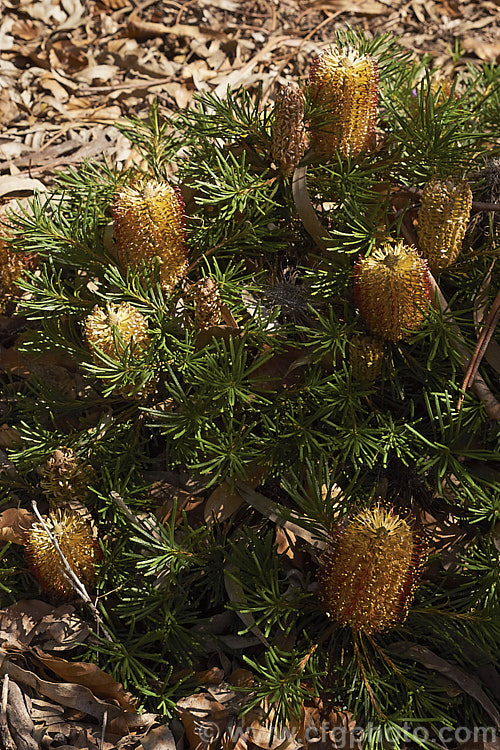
[
  {"xmin": 459, "ymin": 288, "xmax": 500, "ymax": 406},
  {"xmin": 395, "ymin": 187, "xmax": 500, "ymax": 213},
  {"xmin": 0, "ymin": 674, "xmax": 14, "ymax": 750},
  {"xmin": 100, "ymin": 709, "xmax": 108, "ymax": 750},
  {"xmin": 428, "ymin": 275, "xmax": 500, "ymax": 419},
  {"xmin": 78, "ymin": 76, "xmax": 173, "ymax": 95},
  {"xmin": 31, "ymin": 501, "xmax": 114, "ymax": 642},
  {"xmin": 110, "ymin": 490, "xmax": 148, "ymax": 528},
  {"xmin": 471, "ymin": 200, "xmax": 500, "ymax": 213}
]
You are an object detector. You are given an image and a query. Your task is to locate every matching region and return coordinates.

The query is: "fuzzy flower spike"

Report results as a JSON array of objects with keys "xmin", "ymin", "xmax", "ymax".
[
  {"xmin": 319, "ymin": 505, "xmax": 427, "ymax": 634},
  {"xmin": 417, "ymin": 176, "xmax": 472, "ymax": 273},
  {"xmin": 26, "ymin": 508, "xmax": 101, "ymax": 600},
  {"xmin": 354, "ymin": 241, "xmax": 431, "ymax": 342},
  {"xmin": 113, "ymin": 178, "xmax": 187, "ymax": 289},
  {"xmin": 84, "ymin": 301, "xmax": 150, "ymax": 363},
  {"xmin": 309, "ymin": 46, "xmax": 379, "ymax": 158}
]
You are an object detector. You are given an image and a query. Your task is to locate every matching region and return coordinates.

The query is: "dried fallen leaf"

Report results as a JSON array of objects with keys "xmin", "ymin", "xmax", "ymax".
[
  {"xmin": 0, "ymin": 648, "xmax": 131, "ymax": 725},
  {"xmin": 33, "ymin": 648, "xmax": 138, "ymax": 712},
  {"xmin": 204, "ymin": 461, "xmax": 268, "ymax": 525},
  {"xmin": 0, "ymin": 508, "xmax": 35, "ymax": 544},
  {"xmin": 0, "ymin": 425, "xmax": 21, "ymax": 449},
  {"xmin": 388, "ymin": 642, "xmax": 500, "ymax": 728},
  {"xmin": 274, "ymin": 525, "xmax": 296, "ymax": 559},
  {"xmin": 463, "ymin": 37, "xmax": 500, "ymax": 62},
  {"xmin": 0, "ymin": 176, "xmax": 47, "ymax": 197},
  {"xmin": 140, "ymin": 724, "xmax": 177, "ymax": 750},
  {"xmin": 228, "ymin": 668, "xmax": 254, "ymax": 687},
  {"xmin": 176, "ymin": 693, "xmax": 228, "ymax": 750}
]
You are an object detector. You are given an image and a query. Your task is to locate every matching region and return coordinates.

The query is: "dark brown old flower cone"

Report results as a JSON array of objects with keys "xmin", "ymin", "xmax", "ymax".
[
  {"xmin": 193, "ymin": 277, "xmax": 222, "ymax": 330},
  {"xmin": 271, "ymin": 83, "xmax": 308, "ymax": 176},
  {"xmin": 39, "ymin": 448, "xmax": 95, "ymax": 506}
]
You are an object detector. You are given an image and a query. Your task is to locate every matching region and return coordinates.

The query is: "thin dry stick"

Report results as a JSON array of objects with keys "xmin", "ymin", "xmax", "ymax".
[
  {"xmin": 428, "ymin": 276, "xmax": 500, "ymax": 419},
  {"xmin": 396, "ymin": 187, "xmax": 500, "ymax": 213},
  {"xmin": 100, "ymin": 709, "xmax": 108, "ymax": 750},
  {"xmin": 0, "ymin": 674, "xmax": 14, "ymax": 750},
  {"xmin": 31, "ymin": 501, "xmax": 114, "ymax": 642},
  {"xmin": 459, "ymin": 288, "xmax": 500, "ymax": 407}
]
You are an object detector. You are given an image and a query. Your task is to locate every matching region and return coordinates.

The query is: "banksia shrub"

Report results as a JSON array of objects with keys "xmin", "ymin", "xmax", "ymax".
[
  {"xmin": 26, "ymin": 508, "xmax": 100, "ymax": 599},
  {"xmin": 112, "ymin": 179, "xmax": 187, "ymax": 289},
  {"xmin": 417, "ymin": 177, "xmax": 473, "ymax": 273},
  {"xmin": 354, "ymin": 241, "xmax": 430, "ymax": 342},
  {"xmin": 193, "ymin": 277, "xmax": 222, "ymax": 330},
  {"xmin": 84, "ymin": 302, "xmax": 150, "ymax": 363},
  {"xmin": 319, "ymin": 505, "xmax": 427, "ymax": 634},
  {"xmin": 39, "ymin": 447, "xmax": 95, "ymax": 506},
  {"xmin": 271, "ymin": 83, "xmax": 308, "ymax": 176},
  {"xmin": 308, "ymin": 46, "xmax": 378, "ymax": 158},
  {"xmin": 349, "ymin": 334, "xmax": 385, "ymax": 382}
]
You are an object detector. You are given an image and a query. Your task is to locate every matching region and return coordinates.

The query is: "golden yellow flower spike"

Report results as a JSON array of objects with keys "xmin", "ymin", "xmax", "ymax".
[
  {"xmin": 319, "ymin": 505, "xmax": 427, "ymax": 634},
  {"xmin": 309, "ymin": 46, "xmax": 379, "ymax": 158},
  {"xmin": 271, "ymin": 83, "xmax": 308, "ymax": 176},
  {"xmin": 84, "ymin": 301, "xmax": 150, "ymax": 363},
  {"xmin": 354, "ymin": 241, "xmax": 430, "ymax": 342},
  {"xmin": 26, "ymin": 508, "xmax": 101, "ymax": 599},
  {"xmin": 112, "ymin": 179, "xmax": 187, "ymax": 289},
  {"xmin": 417, "ymin": 177, "xmax": 472, "ymax": 273}
]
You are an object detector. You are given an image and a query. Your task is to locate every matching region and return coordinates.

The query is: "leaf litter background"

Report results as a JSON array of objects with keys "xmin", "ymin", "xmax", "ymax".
[{"xmin": 1, "ymin": 0, "xmax": 500, "ymax": 749}]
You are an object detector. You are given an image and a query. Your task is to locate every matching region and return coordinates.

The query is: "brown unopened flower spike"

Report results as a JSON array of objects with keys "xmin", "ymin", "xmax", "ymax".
[
  {"xmin": 350, "ymin": 334, "xmax": 385, "ymax": 382},
  {"xmin": 39, "ymin": 447, "xmax": 95, "ymax": 506},
  {"xmin": 26, "ymin": 508, "xmax": 101, "ymax": 599},
  {"xmin": 309, "ymin": 46, "xmax": 379, "ymax": 158},
  {"xmin": 113, "ymin": 179, "xmax": 187, "ymax": 289},
  {"xmin": 319, "ymin": 505, "xmax": 427, "ymax": 634},
  {"xmin": 271, "ymin": 83, "xmax": 308, "ymax": 176},
  {"xmin": 84, "ymin": 302, "xmax": 150, "ymax": 363},
  {"xmin": 354, "ymin": 241, "xmax": 430, "ymax": 342},
  {"xmin": 0, "ymin": 234, "xmax": 24, "ymax": 313},
  {"xmin": 417, "ymin": 177, "xmax": 472, "ymax": 273},
  {"xmin": 194, "ymin": 277, "xmax": 221, "ymax": 330}
]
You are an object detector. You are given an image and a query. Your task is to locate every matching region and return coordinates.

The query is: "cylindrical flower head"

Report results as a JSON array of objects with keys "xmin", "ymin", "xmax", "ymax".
[
  {"xmin": 194, "ymin": 277, "xmax": 221, "ymax": 330},
  {"xmin": 309, "ymin": 46, "xmax": 378, "ymax": 158},
  {"xmin": 417, "ymin": 177, "xmax": 472, "ymax": 273},
  {"xmin": 84, "ymin": 302, "xmax": 150, "ymax": 363},
  {"xmin": 319, "ymin": 505, "xmax": 427, "ymax": 633},
  {"xmin": 354, "ymin": 241, "xmax": 430, "ymax": 342},
  {"xmin": 26, "ymin": 508, "xmax": 101, "ymax": 599},
  {"xmin": 39, "ymin": 447, "xmax": 95, "ymax": 506},
  {"xmin": 271, "ymin": 84, "xmax": 308, "ymax": 176},
  {"xmin": 112, "ymin": 179, "xmax": 187, "ymax": 289},
  {"xmin": 349, "ymin": 334, "xmax": 385, "ymax": 382}
]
